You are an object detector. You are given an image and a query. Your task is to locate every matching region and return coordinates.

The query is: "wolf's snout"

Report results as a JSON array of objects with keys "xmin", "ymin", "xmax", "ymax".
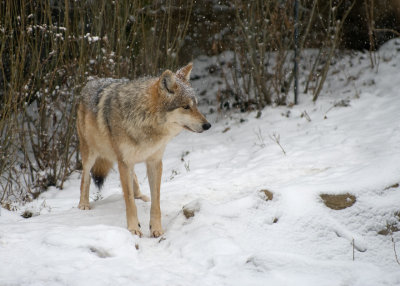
[{"xmin": 202, "ymin": 123, "xmax": 211, "ymax": 131}]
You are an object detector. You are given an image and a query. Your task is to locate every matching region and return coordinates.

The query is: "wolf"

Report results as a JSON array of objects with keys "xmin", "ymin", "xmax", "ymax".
[{"xmin": 76, "ymin": 63, "xmax": 211, "ymax": 237}]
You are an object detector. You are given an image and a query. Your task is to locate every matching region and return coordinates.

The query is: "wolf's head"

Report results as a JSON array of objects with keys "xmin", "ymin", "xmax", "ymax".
[{"xmin": 158, "ymin": 63, "xmax": 211, "ymax": 133}]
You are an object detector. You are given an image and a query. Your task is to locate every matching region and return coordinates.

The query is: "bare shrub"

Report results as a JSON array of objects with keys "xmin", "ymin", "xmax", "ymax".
[{"xmin": 216, "ymin": 0, "xmax": 358, "ymax": 111}]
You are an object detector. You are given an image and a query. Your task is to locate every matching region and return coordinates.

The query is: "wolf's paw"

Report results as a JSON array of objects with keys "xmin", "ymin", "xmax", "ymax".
[
  {"xmin": 151, "ymin": 229, "xmax": 164, "ymax": 238},
  {"xmin": 129, "ymin": 225, "xmax": 143, "ymax": 237},
  {"xmin": 135, "ymin": 194, "xmax": 150, "ymax": 202},
  {"xmin": 150, "ymin": 225, "xmax": 164, "ymax": 238},
  {"xmin": 78, "ymin": 202, "xmax": 90, "ymax": 210}
]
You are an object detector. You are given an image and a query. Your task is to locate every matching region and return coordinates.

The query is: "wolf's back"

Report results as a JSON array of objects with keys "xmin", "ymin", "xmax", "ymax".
[{"xmin": 81, "ymin": 77, "xmax": 128, "ymax": 113}]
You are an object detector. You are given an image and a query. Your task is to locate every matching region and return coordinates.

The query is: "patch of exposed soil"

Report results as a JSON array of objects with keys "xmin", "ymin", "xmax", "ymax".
[
  {"xmin": 260, "ymin": 189, "xmax": 274, "ymax": 201},
  {"xmin": 320, "ymin": 193, "xmax": 356, "ymax": 210},
  {"xmin": 182, "ymin": 201, "xmax": 201, "ymax": 219},
  {"xmin": 183, "ymin": 208, "xmax": 195, "ymax": 219}
]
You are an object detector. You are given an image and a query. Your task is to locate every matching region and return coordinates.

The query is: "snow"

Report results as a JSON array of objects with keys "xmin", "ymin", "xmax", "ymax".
[{"xmin": 1, "ymin": 39, "xmax": 400, "ymax": 285}]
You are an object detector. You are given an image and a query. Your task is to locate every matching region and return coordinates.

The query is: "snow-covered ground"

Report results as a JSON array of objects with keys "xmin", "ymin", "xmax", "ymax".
[{"xmin": 1, "ymin": 40, "xmax": 400, "ymax": 286}]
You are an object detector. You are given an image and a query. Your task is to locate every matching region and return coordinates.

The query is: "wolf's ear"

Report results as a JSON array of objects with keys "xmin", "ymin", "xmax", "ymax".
[
  {"xmin": 176, "ymin": 62, "xmax": 193, "ymax": 82},
  {"xmin": 159, "ymin": 70, "xmax": 176, "ymax": 94}
]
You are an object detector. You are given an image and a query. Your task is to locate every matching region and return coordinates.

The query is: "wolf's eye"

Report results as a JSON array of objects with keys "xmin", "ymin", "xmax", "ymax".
[{"xmin": 183, "ymin": 105, "xmax": 190, "ymax": 110}]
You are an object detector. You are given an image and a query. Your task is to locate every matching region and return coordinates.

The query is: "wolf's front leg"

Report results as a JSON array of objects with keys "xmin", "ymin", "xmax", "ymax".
[
  {"xmin": 132, "ymin": 170, "xmax": 150, "ymax": 202},
  {"xmin": 118, "ymin": 160, "xmax": 142, "ymax": 237},
  {"xmin": 146, "ymin": 159, "xmax": 164, "ymax": 237}
]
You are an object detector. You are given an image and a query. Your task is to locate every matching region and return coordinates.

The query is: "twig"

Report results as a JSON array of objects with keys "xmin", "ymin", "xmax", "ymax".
[
  {"xmin": 343, "ymin": 69, "xmax": 360, "ymax": 98},
  {"xmin": 269, "ymin": 132, "xmax": 286, "ymax": 155},
  {"xmin": 324, "ymin": 99, "xmax": 351, "ymax": 116},
  {"xmin": 184, "ymin": 160, "xmax": 190, "ymax": 172},
  {"xmin": 254, "ymin": 127, "xmax": 266, "ymax": 148},
  {"xmin": 312, "ymin": 0, "xmax": 356, "ymax": 101},
  {"xmin": 373, "ymin": 28, "xmax": 400, "ymax": 37},
  {"xmin": 301, "ymin": 110, "xmax": 311, "ymax": 122},
  {"xmin": 391, "ymin": 233, "xmax": 400, "ymax": 266}
]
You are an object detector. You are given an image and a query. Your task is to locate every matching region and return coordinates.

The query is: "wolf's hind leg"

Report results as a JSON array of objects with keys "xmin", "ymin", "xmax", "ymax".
[
  {"xmin": 78, "ymin": 153, "xmax": 96, "ymax": 210},
  {"xmin": 118, "ymin": 160, "xmax": 142, "ymax": 237},
  {"xmin": 132, "ymin": 170, "xmax": 150, "ymax": 202}
]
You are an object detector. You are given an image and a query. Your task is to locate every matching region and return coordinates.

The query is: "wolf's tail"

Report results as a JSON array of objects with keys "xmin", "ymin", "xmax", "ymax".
[{"xmin": 91, "ymin": 158, "xmax": 113, "ymax": 189}]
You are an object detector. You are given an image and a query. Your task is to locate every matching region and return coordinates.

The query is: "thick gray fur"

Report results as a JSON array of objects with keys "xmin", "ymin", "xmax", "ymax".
[{"xmin": 81, "ymin": 77, "xmax": 128, "ymax": 114}]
